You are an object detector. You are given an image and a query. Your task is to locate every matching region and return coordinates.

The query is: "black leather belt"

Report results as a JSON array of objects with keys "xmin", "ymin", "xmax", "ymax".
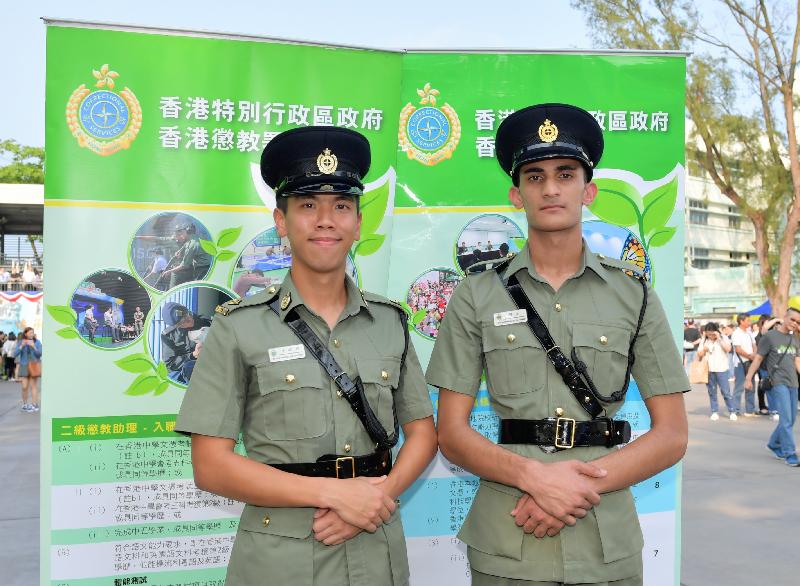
[
  {"xmin": 500, "ymin": 417, "xmax": 631, "ymax": 449},
  {"xmin": 271, "ymin": 450, "xmax": 392, "ymax": 479}
]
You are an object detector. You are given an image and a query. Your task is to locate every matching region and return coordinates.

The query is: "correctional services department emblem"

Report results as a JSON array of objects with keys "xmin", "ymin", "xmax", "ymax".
[
  {"xmin": 65, "ymin": 64, "xmax": 142, "ymax": 156},
  {"xmin": 398, "ymin": 83, "xmax": 461, "ymax": 166}
]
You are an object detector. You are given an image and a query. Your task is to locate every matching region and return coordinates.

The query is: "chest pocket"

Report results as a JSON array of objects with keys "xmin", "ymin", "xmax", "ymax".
[
  {"xmin": 481, "ymin": 324, "xmax": 545, "ymax": 396},
  {"xmin": 355, "ymin": 356, "xmax": 400, "ymax": 432},
  {"xmin": 255, "ymin": 358, "xmax": 328, "ymax": 441},
  {"xmin": 572, "ymin": 322, "xmax": 630, "ymax": 401}
]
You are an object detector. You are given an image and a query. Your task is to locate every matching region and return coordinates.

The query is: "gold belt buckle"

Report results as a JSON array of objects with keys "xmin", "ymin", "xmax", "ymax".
[
  {"xmin": 554, "ymin": 417, "xmax": 576, "ymax": 449},
  {"xmin": 335, "ymin": 456, "xmax": 355, "ymax": 479}
]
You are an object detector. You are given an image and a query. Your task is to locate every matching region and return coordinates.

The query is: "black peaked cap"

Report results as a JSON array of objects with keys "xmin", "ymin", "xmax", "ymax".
[
  {"xmin": 260, "ymin": 126, "xmax": 371, "ymax": 197},
  {"xmin": 495, "ymin": 103, "xmax": 604, "ymax": 180}
]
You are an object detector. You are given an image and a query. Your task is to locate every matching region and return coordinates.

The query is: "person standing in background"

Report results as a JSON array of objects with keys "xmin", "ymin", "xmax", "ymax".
[
  {"xmin": 15, "ymin": 327, "xmax": 42, "ymax": 413},
  {"xmin": 698, "ymin": 322, "xmax": 737, "ymax": 421},
  {"xmin": 731, "ymin": 314, "xmax": 758, "ymax": 416}
]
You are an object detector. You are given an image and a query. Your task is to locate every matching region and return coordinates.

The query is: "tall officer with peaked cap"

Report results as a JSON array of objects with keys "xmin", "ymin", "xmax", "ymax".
[
  {"xmin": 429, "ymin": 104, "xmax": 690, "ymax": 585},
  {"xmin": 175, "ymin": 126, "xmax": 436, "ymax": 586}
]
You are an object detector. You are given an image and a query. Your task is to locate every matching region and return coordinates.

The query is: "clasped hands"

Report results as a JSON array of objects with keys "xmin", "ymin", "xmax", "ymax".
[
  {"xmin": 312, "ymin": 476, "xmax": 395, "ymax": 546},
  {"xmin": 511, "ymin": 459, "xmax": 606, "ymax": 538}
]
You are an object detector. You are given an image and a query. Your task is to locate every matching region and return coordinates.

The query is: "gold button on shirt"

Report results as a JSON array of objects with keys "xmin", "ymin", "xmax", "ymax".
[
  {"xmin": 426, "ymin": 242, "xmax": 689, "ymax": 584},
  {"xmin": 175, "ymin": 273, "xmax": 434, "ymax": 586}
]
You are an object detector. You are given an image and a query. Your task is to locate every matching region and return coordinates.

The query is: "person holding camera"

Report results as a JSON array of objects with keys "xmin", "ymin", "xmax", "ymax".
[
  {"xmin": 697, "ymin": 322, "xmax": 737, "ymax": 421},
  {"xmin": 745, "ymin": 308, "xmax": 800, "ymax": 467}
]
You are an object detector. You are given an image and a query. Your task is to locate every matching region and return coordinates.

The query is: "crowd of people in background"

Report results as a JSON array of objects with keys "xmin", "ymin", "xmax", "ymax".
[
  {"xmin": 0, "ymin": 328, "xmax": 42, "ymax": 413},
  {"xmin": 685, "ymin": 310, "xmax": 800, "ymax": 467},
  {"xmin": 0, "ymin": 261, "xmax": 42, "ymax": 291}
]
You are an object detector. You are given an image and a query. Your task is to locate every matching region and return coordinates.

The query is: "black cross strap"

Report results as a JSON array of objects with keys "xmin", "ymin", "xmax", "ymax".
[
  {"xmin": 268, "ymin": 299, "xmax": 400, "ymax": 450},
  {"xmin": 502, "ymin": 272, "xmax": 606, "ymax": 418}
]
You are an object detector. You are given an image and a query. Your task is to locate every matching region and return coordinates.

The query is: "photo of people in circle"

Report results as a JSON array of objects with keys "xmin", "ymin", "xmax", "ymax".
[
  {"xmin": 582, "ymin": 221, "xmax": 653, "ymax": 281},
  {"xmin": 231, "ymin": 226, "xmax": 359, "ymax": 297},
  {"xmin": 455, "ymin": 214, "xmax": 525, "ymax": 273},
  {"xmin": 406, "ymin": 268, "xmax": 462, "ymax": 340},
  {"xmin": 70, "ymin": 270, "xmax": 151, "ymax": 348},
  {"xmin": 148, "ymin": 286, "xmax": 234, "ymax": 385},
  {"xmin": 130, "ymin": 212, "xmax": 213, "ymax": 292}
]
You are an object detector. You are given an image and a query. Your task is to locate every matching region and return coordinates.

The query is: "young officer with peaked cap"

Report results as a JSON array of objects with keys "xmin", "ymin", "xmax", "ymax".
[
  {"xmin": 176, "ymin": 126, "xmax": 437, "ymax": 585},
  {"xmin": 428, "ymin": 104, "xmax": 690, "ymax": 585}
]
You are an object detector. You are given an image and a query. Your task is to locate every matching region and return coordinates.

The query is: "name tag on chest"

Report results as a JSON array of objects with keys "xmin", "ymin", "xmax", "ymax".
[
  {"xmin": 493, "ymin": 309, "xmax": 527, "ymax": 327},
  {"xmin": 268, "ymin": 344, "xmax": 306, "ymax": 362}
]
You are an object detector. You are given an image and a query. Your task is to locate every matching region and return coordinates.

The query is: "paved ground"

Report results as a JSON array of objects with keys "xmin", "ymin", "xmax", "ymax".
[{"xmin": 0, "ymin": 377, "xmax": 797, "ymax": 585}]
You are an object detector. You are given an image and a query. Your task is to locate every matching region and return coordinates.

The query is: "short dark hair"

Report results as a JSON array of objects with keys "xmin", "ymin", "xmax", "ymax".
[
  {"xmin": 704, "ymin": 322, "xmax": 719, "ymax": 333},
  {"xmin": 275, "ymin": 194, "xmax": 360, "ymax": 215},
  {"xmin": 737, "ymin": 313, "xmax": 750, "ymax": 324},
  {"xmin": 499, "ymin": 242, "xmax": 510, "ymax": 255}
]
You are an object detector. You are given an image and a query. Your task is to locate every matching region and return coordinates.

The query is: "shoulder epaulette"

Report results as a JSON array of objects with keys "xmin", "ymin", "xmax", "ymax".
[
  {"xmin": 466, "ymin": 253, "xmax": 516, "ymax": 275},
  {"xmin": 597, "ymin": 254, "xmax": 646, "ymax": 280},
  {"xmin": 361, "ymin": 290, "xmax": 404, "ymax": 311},
  {"xmin": 214, "ymin": 287, "xmax": 279, "ymax": 316}
]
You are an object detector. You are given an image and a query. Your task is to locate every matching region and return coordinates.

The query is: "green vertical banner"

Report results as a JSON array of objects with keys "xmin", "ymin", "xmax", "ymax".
[
  {"xmin": 390, "ymin": 53, "xmax": 686, "ymax": 585},
  {"xmin": 43, "ymin": 23, "xmax": 402, "ymax": 586},
  {"xmin": 44, "ymin": 22, "xmax": 686, "ymax": 586}
]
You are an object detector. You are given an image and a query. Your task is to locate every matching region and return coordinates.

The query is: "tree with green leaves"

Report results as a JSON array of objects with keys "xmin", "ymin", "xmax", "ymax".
[
  {"xmin": 0, "ymin": 139, "xmax": 44, "ymax": 184},
  {"xmin": 573, "ymin": 0, "xmax": 800, "ymax": 315}
]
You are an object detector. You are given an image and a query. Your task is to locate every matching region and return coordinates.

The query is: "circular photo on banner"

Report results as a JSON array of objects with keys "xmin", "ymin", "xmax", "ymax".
[
  {"xmin": 406, "ymin": 268, "xmax": 462, "ymax": 340},
  {"xmin": 582, "ymin": 221, "xmax": 652, "ymax": 281},
  {"xmin": 147, "ymin": 285, "xmax": 234, "ymax": 386},
  {"xmin": 71, "ymin": 269, "xmax": 152, "ymax": 349},
  {"xmin": 455, "ymin": 214, "xmax": 524, "ymax": 274},
  {"xmin": 130, "ymin": 212, "xmax": 213, "ymax": 292},
  {"xmin": 231, "ymin": 226, "xmax": 358, "ymax": 297}
]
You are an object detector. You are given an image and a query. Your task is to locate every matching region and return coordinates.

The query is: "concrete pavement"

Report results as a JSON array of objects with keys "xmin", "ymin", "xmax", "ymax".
[{"xmin": 0, "ymin": 377, "xmax": 797, "ymax": 585}]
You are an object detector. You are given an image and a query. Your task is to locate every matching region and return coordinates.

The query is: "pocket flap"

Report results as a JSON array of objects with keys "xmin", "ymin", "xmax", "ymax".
[
  {"xmin": 457, "ymin": 480, "xmax": 524, "ymax": 561},
  {"xmin": 594, "ymin": 488, "xmax": 644, "ymax": 563},
  {"xmin": 239, "ymin": 504, "xmax": 314, "ymax": 538},
  {"xmin": 355, "ymin": 356, "xmax": 401, "ymax": 387},
  {"xmin": 481, "ymin": 324, "xmax": 541, "ymax": 353},
  {"xmin": 573, "ymin": 323, "xmax": 629, "ymax": 355},
  {"xmin": 256, "ymin": 358, "xmax": 325, "ymax": 395}
]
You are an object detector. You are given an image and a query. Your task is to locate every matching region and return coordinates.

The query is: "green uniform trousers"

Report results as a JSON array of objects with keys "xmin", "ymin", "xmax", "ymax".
[{"xmin": 471, "ymin": 570, "xmax": 643, "ymax": 586}]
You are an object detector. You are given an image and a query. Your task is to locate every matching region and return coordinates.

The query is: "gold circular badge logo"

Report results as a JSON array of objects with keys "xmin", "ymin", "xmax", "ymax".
[
  {"xmin": 317, "ymin": 148, "xmax": 338, "ymax": 174},
  {"xmin": 538, "ymin": 119, "xmax": 558, "ymax": 143}
]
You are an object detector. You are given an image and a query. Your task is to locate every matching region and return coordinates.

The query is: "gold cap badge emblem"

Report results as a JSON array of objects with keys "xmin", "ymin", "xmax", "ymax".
[
  {"xmin": 538, "ymin": 119, "xmax": 558, "ymax": 143},
  {"xmin": 316, "ymin": 148, "xmax": 338, "ymax": 174},
  {"xmin": 280, "ymin": 292, "xmax": 292, "ymax": 310}
]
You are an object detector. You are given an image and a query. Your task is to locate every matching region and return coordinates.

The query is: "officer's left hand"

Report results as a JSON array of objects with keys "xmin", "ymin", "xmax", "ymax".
[
  {"xmin": 511, "ymin": 493, "xmax": 565, "ymax": 538},
  {"xmin": 312, "ymin": 508, "xmax": 362, "ymax": 546}
]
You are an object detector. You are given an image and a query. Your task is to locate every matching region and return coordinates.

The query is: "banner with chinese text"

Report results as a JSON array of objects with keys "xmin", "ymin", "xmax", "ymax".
[{"xmin": 44, "ymin": 22, "xmax": 685, "ymax": 586}]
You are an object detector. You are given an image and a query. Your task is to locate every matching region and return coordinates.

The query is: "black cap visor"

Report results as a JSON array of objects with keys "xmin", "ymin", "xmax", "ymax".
[
  {"xmin": 512, "ymin": 142, "xmax": 594, "ymax": 180},
  {"xmin": 276, "ymin": 171, "xmax": 364, "ymax": 197}
]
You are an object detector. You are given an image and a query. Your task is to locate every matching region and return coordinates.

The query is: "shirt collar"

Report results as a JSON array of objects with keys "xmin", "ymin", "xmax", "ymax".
[
  {"xmin": 277, "ymin": 271, "xmax": 370, "ymax": 322},
  {"xmin": 506, "ymin": 239, "xmax": 610, "ymax": 284}
]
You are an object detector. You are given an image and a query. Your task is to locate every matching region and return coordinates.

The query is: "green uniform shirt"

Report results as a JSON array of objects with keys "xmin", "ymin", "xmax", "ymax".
[
  {"xmin": 170, "ymin": 238, "xmax": 211, "ymax": 287},
  {"xmin": 426, "ymin": 242, "xmax": 689, "ymax": 584},
  {"xmin": 176, "ymin": 272, "xmax": 433, "ymax": 586}
]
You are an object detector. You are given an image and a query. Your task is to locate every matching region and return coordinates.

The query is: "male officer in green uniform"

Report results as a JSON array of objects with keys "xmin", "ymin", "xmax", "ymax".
[
  {"xmin": 429, "ymin": 104, "xmax": 690, "ymax": 585},
  {"xmin": 175, "ymin": 126, "xmax": 437, "ymax": 585}
]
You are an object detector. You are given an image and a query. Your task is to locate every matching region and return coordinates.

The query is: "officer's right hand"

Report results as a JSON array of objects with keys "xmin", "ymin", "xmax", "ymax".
[
  {"xmin": 325, "ymin": 476, "xmax": 396, "ymax": 533},
  {"xmin": 523, "ymin": 460, "xmax": 606, "ymax": 525}
]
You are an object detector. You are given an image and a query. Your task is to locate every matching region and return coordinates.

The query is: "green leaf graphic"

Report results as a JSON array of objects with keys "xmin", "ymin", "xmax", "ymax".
[
  {"xmin": 590, "ymin": 179, "xmax": 643, "ymax": 227},
  {"xmin": 412, "ymin": 309, "xmax": 427, "ymax": 326},
  {"xmin": 511, "ymin": 237, "xmax": 526, "ymax": 251},
  {"xmin": 648, "ymin": 226, "xmax": 677, "ymax": 248},
  {"xmin": 642, "ymin": 177, "xmax": 678, "ymax": 236},
  {"xmin": 199, "ymin": 239, "xmax": 218, "ymax": 256},
  {"xmin": 56, "ymin": 327, "xmax": 80, "ymax": 339},
  {"xmin": 360, "ymin": 180, "xmax": 390, "ymax": 236},
  {"xmin": 154, "ymin": 380, "xmax": 171, "ymax": 396},
  {"xmin": 399, "ymin": 301, "xmax": 413, "ymax": 316},
  {"xmin": 124, "ymin": 373, "xmax": 161, "ymax": 396},
  {"xmin": 216, "ymin": 250, "xmax": 237, "ymax": 262},
  {"xmin": 355, "ymin": 233, "xmax": 386, "ymax": 257},
  {"xmin": 216, "ymin": 227, "xmax": 242, "ymax": 248},
  {"xmin": 47, "ymin": 305, "xmax": 78, "ymax": 326},
  {"xmin": 115, "ymin": 354, "xmax": 156, "ymax": 374},
  {"xmin": 157, "ymin": 361, "xmax": 169, "ymax": 380}
]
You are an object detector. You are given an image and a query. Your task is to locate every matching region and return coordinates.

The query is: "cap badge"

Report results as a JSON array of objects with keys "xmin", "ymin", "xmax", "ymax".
[
  {"xmin": 538, "ymin": 119, "xmax": 558, "ymax": 143},
  {"xmin": 317, "ymin": 148, "xmax": 338, "ymax": 174},
  {"xmin": 280, "ymin": 292, "xmax": 292, "ymax": 310}
]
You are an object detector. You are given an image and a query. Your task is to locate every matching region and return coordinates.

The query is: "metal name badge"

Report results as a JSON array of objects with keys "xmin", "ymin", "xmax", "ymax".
[
  {"xmin": 493, "ymin": 309, "xmax": 527, "ymax": 327},
  {"xmin": 268, "ymin": 344, "xmax": 306, "ymax": 363}
]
